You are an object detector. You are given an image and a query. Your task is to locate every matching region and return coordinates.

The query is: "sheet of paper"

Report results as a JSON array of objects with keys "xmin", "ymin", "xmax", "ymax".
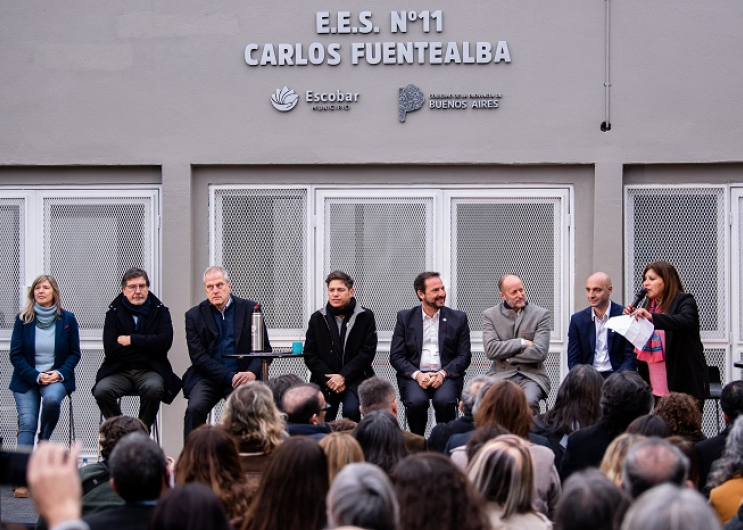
[{"xmin": 606, "ymin": 314, "xmax": 655, "ymax": 350}]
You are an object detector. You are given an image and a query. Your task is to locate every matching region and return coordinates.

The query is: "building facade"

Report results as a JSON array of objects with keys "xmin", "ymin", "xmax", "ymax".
[{"xmin": 1, "ymin": 1, "xmax": 742, "ymax": 455}]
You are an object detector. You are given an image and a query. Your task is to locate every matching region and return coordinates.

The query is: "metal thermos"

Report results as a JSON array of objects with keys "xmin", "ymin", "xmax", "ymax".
[{"xmin": 251, "ymin": 304, "xmax": 264, "ymax": 352}]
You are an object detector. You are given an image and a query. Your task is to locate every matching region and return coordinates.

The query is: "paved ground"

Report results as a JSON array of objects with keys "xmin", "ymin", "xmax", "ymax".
[{"xmin": 0, "ymin": 485, "xmax": 37, "ymax": 528}]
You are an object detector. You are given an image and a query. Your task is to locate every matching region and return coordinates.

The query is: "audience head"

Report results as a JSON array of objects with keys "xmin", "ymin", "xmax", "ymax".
[
  {"xmin": 465, "ymin": 425, "xmax": 511, "ymax": 462},
  {"xmin": 621, "ymin": 437, "xmax": 689, "ymax": 498},
  {"xmin": 653, "ymin": 392, "xmax": 703, "ymax": 440},
  {"xmin": 471, "ymin": 379, "xmax": 496, "ymax": 417},
  {"xmin": 353, "ymin": 411, "xmax": 407, "ymax": 475},
  {"xmin": 620, "ymin": 484, "xmax": 720, "ymax": 530},
  {"xmin": 461, "ymin": 375, "xmax": 492, "ymax": 417},
  {"xmin": 358, "ymin": 376, "xmax": 397, "ymax": 416},
  {"xmin": 721, "ymin": 380, "xmax": 743, "ymax": 425},
  {"xmin": 601, "ymin": 372, "xmax": 653, "ymax": 434},
  {"xmin": 319, "ymin": 432, "xmax": 365, "ymax": 483},
  {"xmin": 393, "ymin": 453, "xmax": 490, "ymax": 530},
  {"xmin": 599, "ymin": 433, "xmax": 646, "ymax": 486},
  {"xmin": 666, "ymin": 436, "xmax": 699, "ymax": 489},
  {"xmin": 221, "ymin": 381, "xmax": 285, "ymax": 453},
  {"xmin": 265, "ymin": 373, "xmax": 304, "ymax": 411},
  {"xmin": 326, "ymin": 463, "xmax": 398, "ymax": 530},
  {"xmin": 150, "ymin": 483, "xmax": 232, "ymax": 530},
  {"xmin": 98, "ymin": 415, "xmax": 148, "ymax": 460},
  {"xmin": 282, "ymin": 383, "xmax": 326, "ymax": 425},
  {"xmin": 175, "ymin": 424, "xmax": 249, "ymax": 520},
  {"xmin": 109, "ymin": 432, "xmax": 168, "ymax": 502},
  {"xmin": 542, "ymin": 364, "xmax": 603, "ymax": 435},
  {"xmin": 467, "ymin": 435, "xmax": 534, "ymax": 519},
  {"xmin": 625, "ymin": 414, "xmax": 670, "ymax": 437},
  {"xmin": 555, "ymin": 469, "xmax": 630, "ymax": 530},
  {"xmin": 707, "ymin": 415, "xmax": 743, "ymax": 491},
  {"xmin": 328, "ymin": 418, "xmax": 358, "ymax": 432},
  {"xmin": 474, "ymin": 380, "xmax": 531, "ymax": 438},
  {"xmin": 242, "ymin": 437, "xmax": 329, "ymax": 530}
]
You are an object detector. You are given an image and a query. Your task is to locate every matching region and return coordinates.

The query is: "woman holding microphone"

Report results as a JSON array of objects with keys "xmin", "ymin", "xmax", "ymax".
[
  {"xmin": 624, "ymin": 261, "xmax": 708, "ymax": 405},
  {"xmin": 9, "ymin": 275, "xmax": 81, "ymax": 497}
]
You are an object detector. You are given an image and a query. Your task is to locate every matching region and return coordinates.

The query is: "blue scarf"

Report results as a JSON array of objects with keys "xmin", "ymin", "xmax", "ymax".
[{"xmin": 34, "ymin": 303, "xmax": 58, "ymax": 329}]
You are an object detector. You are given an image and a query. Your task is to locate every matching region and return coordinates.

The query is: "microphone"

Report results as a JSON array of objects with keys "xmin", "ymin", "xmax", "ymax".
[{"xmin": 629, "ymin": 288, "xmax": 647, "ymax": 309}]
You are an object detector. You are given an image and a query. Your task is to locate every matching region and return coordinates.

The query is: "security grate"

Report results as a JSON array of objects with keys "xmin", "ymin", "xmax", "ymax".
[
  {"xmin": 704, "ymin": 348, "xmax": 727, "ymax": 437},
  {"xmin": 324, "ymin": 199, "xmax": 432, "ymax": 333},
  {"xmin": 0, "ymin": 348, "xmax": 103, "ymax": 454},
  {"xmin": 44, "ymin": 197, "xmax": 154, "ymax": 331},
  {"xmin": 451, "ymin": 198, "xmax": 562, "ymax": 335},
  {"xmin": 212, "ymin": 189, "xmax": 307, "ymax": 332},
  {"xmin": 0, "ymin": 200, "xmax": 24, "ymax": 332},
  {"xmin": 626, "ymin": 187, "xmax": 726, "ymax": 340}
]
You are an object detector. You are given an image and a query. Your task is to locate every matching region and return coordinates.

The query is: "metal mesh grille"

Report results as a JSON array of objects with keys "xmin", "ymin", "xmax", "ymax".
[
  {"xmin": 704, "ymin": 348, "xmax": 726, "ymax": 437},
  {"xmin": 626, "ymin": 187, "xmax": 726, "ymax": 340},
  {"xmin": 325, "ymin": 199, "xmax": 432, "ymax": 333},
  {"xmin": 44, "ymin": 197, "xmax": 153, "ymax": 331},
  {"xmin": 451, "ymin": 199, "xmax": 561, "ymax": 334},
  {"xmin": 0, "ymin": 348, "xmax": 104, "ymax": 454},
  {"xmin": 0, "ymin": 199, "xmax": 24, "ymax": 332},
  {"xmin": 212, "ymin": 189, "xmax": 307, "ymax": 332}
]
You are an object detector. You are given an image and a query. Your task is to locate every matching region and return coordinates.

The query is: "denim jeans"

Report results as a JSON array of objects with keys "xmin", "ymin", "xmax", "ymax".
[{"xmin": 13, "ymin": 382, "xmax": 67, "ymax": 448}]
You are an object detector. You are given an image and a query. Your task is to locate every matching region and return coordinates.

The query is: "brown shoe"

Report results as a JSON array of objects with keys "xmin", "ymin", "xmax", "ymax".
[{"xmin": 13, "ymin": 486, "xmax": 30, "ymax": 498}]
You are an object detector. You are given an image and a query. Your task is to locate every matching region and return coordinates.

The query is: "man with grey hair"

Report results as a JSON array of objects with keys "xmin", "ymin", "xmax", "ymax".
[
  {"xmin": 182, "ymin": 265, "xmax": 272, "ymax": 440},
  {"xmin": 427, "ymin": 375, "xmax": 491, "ymax": 453},
  {"xmin": 358, "ymin": 375, "xmax": 427, "ymax": 452},
  {"xmin": 483, "ymin": 273, "xmax": 551, "ymax": 414},
  {"xmin": 326, "ymin": 463, "xmax": 399, "ymax": 530},
  {"xmin": 622, "ymin": 437, "xmax": 691, "ymax": 499},
  {"xmin": 620, "ymin": 484, "xmax": 721, "ymax": 530}
]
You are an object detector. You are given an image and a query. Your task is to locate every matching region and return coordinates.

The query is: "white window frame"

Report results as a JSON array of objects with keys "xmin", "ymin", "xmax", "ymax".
[{"xmin": 0, "ymin": 186, "xmax": 161, "ymax": 345}]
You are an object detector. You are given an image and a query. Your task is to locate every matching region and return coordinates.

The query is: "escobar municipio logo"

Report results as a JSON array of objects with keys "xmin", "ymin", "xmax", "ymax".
[{"xmin": 271, "ymin": 86, "xmax": 299, "ymax": 112}]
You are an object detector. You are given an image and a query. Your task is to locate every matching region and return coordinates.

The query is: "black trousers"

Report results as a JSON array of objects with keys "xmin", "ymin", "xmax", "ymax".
[
  {"xmin": 93, "ymin": 369, "xmax": 164, "ymax": 429},
  {"xmin": 399, "ymin": 377, "xmax": 460, "ymax": 436},
  {"xmin": 183, "ymin": 378, "xmax": 233, "ymax": 441},
  {"xmin": 323, "ymin": 386, "xmax": 361, "ymax": 423}
]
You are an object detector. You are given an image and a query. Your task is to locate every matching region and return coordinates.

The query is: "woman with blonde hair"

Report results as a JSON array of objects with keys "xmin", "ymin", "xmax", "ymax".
[
  {"xmin": 451, "ymin": 380, "xmax": 560, "ymax": 518},
  {"xmin": 9, "ymin": 275, "xmax": 80, "ymax": 498},
  {"xmin": 319, "ymin": 432, "xmax": 365, "ymax": 483},
  {"xmin": 221, "ymin": 381, "xmax": 286, "ymax": 491},
  {"xmin": 599, "ymin": 433, "xmax": 646, "ymax": 486},
  {"xmin": 468, "ymin": 436, "xmax": 552, "ymax": 530}
]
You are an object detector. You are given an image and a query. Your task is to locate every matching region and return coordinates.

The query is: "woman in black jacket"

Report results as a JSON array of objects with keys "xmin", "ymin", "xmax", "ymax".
[{"xmin": 625, "ymin": 260, "xmax": 708, "ymax": 403}]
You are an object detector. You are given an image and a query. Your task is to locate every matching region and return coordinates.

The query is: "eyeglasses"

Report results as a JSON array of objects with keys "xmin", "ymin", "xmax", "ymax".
[
  {"xmin": 124, "ymin": 283, "xmax": 148, "ymax": 292},
  {"xmin": 318, "ymin": 403, "xmax": 332, "ymax": 414}
]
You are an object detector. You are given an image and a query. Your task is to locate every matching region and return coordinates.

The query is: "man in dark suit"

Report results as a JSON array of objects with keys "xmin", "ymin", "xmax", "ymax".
[
  {"xmin": 83, "ymin": 432, "xmax": 169, "ymax": 530},
  {"xmin": 182, "ymin": 265, "xmax": 271, "ymax": 440},
  {"xmin": 390, "ymin": 272, "xmax": 472, "ymax": 436},
  {"xmin": 696, "ymin": 380, "xmax": 743, "ymax": 494},
  {"xmin": 567, "ymin": 272, "xmax": 636, "ymax": 378}
]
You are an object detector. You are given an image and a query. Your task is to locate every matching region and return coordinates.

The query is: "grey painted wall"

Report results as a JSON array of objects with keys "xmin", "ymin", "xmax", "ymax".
[{"xmin": 2, "ymin": 1, "xmax": 741, "ymax": 454}]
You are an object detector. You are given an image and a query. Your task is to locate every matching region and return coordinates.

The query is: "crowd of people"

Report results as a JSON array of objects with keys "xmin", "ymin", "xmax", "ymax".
[
  {"xmin": 14, "ymin": 370, "xmax": 743, "ymax": 530},
  {"xmin": 5, "ymin": 259, "xmax": 730, "ymax": 529}
]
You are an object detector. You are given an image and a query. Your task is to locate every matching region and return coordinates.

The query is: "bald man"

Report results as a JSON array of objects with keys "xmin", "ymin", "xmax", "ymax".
[{"xmin": 567, "ymin": 272, "xmax": 636, "ymax": 378}]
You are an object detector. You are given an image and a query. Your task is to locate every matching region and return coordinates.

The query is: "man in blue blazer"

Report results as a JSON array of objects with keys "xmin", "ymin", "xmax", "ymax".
[
  {"xmin": 390, "ymin": 272, "xmax": 472, "ymax": 435},
  {"xmin": 182, "ymin": 265, "xmax": 271, "ymax": 440},
  {"xmin": 567, "ymin": 272, "xmax": 635, "ymax": 377}
]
